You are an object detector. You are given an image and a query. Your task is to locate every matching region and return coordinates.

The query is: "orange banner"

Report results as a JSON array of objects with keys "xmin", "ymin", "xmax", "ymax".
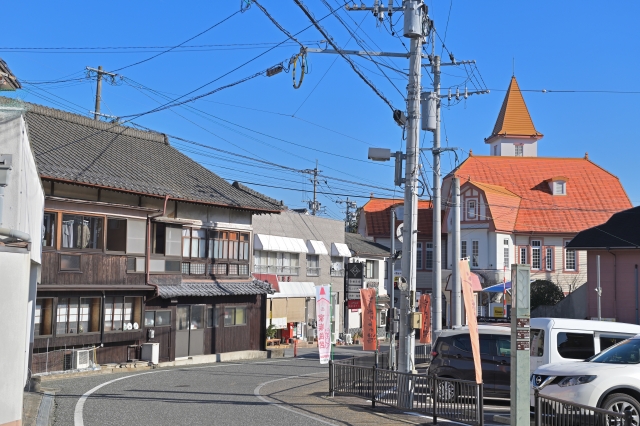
[
  {"xmin": 419, "ymin": 294, "xmax": 431, "ymax": 344},
  {"xmin": 360, "ymin": 288, "xmax": 377, "ymax": 351},
  {"xmin": 459, "ymin": 259, "xmax": 483, "ymax": 384}
]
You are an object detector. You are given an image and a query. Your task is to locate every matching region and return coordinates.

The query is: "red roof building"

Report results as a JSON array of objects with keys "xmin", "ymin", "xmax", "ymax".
[{"xmin": 442, "ymin": 77, "xmax": 631, "ymax": 292}]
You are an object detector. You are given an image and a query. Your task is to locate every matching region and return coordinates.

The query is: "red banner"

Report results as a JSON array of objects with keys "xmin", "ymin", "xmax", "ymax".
[
  {"xmin": 460, "ymin": 259, "xmax": 482, "ymax": 384},
  {"xmin": 419, "ymin": 294, "xmax": 431, "ymax": 344},
  {"xmin": 360, "ymin": 288, "xmax": 377, "ymax": 351}
]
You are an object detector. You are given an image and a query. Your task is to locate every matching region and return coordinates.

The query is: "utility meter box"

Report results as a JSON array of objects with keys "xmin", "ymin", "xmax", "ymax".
[{"xmin": 410, "ymin": 312, "xmax": 422, "ymax": 329}]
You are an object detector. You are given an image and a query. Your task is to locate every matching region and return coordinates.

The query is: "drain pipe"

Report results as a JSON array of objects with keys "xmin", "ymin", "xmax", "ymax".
[
  {"xmin": 145, "ymin": 195, "xmax": 170, "ymax": 301},
  {"xmin": 607, "ymin": 249, "xmax": 618, "ymax": 320},
  {"xmin": 0, "ymin": 227, "xmax": 31, "ymax": 242},
  {"xmin": 635, "ymin": 265, "xmax": 638, "ymax": 325}
]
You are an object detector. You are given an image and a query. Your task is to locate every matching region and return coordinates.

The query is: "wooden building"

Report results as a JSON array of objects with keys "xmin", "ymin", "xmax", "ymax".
[{"xmin": 14, "ymin": 100, "xmax": 284, "ymax": 372}]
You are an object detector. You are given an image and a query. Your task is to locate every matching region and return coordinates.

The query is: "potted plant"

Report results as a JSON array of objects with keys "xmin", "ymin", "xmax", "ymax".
[
  {"xmin": 266, "ymin": 324, "xmax": 277, "ymax": 344},
  {"xmin": 353, "ymin": 332, "xmax": 361, "ymax": 345}
]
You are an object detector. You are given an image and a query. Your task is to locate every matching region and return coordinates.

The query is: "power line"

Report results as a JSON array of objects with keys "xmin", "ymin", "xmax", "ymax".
[
  {"xmin": 112, "ymin": 10, "xmax": 241, "ymax": 72},
  {"xmin": 292, "ymin": 0, "xmax": 397, "ymax": 112}
]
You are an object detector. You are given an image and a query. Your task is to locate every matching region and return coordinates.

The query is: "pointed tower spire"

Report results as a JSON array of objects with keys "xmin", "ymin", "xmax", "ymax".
[{"xmin": 486, "ymin": 77, "xmax": 543, "ymax": 157}]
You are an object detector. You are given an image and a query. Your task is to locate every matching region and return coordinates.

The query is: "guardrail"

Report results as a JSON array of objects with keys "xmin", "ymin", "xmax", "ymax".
[
  {"xmin": 336, "ymin": 344, "xmax": 431, "ymax": 370},
  {"xmin": 534, "ymin": 390, "xmax": 633, "ymax": 426},
  {"xmin": 330, "ymin": 358, "xmax": 483, "ymax": 425}
]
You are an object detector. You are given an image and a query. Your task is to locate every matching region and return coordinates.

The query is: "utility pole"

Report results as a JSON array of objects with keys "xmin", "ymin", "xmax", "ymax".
[
  {"xmin": 336, "ymin": 197, "xmax": 357, "ymax": 232},
  {"xmin": 452, "ymin": 176, "xmax": 461, "ymax": 327},
  {"xmin": 303, "ymin": 160, "xmax": 322, "ymax": 215},
  {"xmin": 86, "ymin": 66, "xmax": 117, "ymax": 121},
  {"xmin": 431, "ymin": 55, "xmax": 442, "ymax": 334}
]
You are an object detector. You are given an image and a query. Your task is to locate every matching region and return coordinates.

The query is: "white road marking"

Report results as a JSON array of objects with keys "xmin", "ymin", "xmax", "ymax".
[
  {"xmin": 254, "ymin": 372, "xmax": 337, "ymax": 425},
  {"xmin": 73, "ymin": 363, "xmax": 239, "ymax": 426}
]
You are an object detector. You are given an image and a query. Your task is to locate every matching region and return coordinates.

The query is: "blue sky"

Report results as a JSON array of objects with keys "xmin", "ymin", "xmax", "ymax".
[{"xmin": 3, "ymin": 1, "xmax": 640, "ymax": 220}]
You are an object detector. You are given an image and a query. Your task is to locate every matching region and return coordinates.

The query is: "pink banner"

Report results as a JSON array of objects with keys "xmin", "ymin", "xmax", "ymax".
[
  {"xmin": 419, "ymin": 294, "xmax": 431, "ymax": 344},
  {"xmin": 360, "ymin": 288, "xmax": 377, "ymax": 351},
  {"xmin": 460, "ymin": 259, "xmax": 483, "ymax": 384},
  {"xmin": 315, "ymin": 285, "xmax": 331, "ymax": 364}
]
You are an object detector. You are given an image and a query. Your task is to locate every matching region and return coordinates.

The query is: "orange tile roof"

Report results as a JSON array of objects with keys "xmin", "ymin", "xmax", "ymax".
[
  {"xmin": 449, "ymin": 156, "xmax": 631, "ymax": 233},
  {"xmin": 487, "ymin": 76, "xmax": 543, "ymax": 143},
  {"xmin": 361, "ymin": 198, "xmax": 435, "ymax": 237}
]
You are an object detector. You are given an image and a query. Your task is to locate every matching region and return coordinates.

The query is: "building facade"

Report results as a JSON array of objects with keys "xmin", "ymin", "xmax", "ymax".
[
  {"xmin": 10, "ymin": 99, "xmax": 283, "ymax": 373},
  {"xmin": 252, "ymin": 210, "xmax": 351, "ymax": 340},
  {"xmin": 567, "ymin": 206, "xmax": 640, "ymax": 323},
  {"xmin": 441, "ymin": 76, "xmax": 632, "ymax": 293},
  {"xmin": 0, "ymin": 103, "xmax": 44, "ymax": 426}
]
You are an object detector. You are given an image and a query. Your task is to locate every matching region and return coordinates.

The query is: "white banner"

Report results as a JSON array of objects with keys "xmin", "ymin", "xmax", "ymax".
[{"xmin": 316, "ymin": 285, "xmax": 332, "ymax": 364}]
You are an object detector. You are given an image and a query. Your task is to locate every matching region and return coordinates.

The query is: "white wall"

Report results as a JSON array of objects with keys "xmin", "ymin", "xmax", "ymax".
[
  {"xmin": 488, "ymin": 137, "xmax": 538, "ymax": 157},
  {"xmin": 0, "ymin": 111, "xmax": 44, "ymax": 426},
  {"xmin": 0, "ymin": 248, "xmax": 31, "ymax": 424}
]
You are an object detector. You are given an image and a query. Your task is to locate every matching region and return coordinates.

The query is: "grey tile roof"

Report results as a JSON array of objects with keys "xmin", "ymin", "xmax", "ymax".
[
  {"xmin": 158, "ymin": 279, "xmax": 273, "ymax": 298},
  {"xmin": 345, "ymin": 232, "xmax": 390, "ymax": 257},
  {"xmin": 6, "ymin": 98, "xmax": 283, "ymax": 212},
  {"xmin": 567, "ymin": 206, "xmax": 640, "ymax": 249}
]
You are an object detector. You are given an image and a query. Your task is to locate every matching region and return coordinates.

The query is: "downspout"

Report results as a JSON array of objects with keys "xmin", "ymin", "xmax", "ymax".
[
  {"xmin": 146, "ymin": 195, "xmax": 170, "ymax": 301},
  {"xmin": 100, "ymin": 291, "xmax": 105, "ymax": 347},
  {"xmin": 607, "ymin": 249, "xmax": 617, "ymax": 320},
  {"xmin": 0, "ymin": 227, "xmax": 31, "ymax": 242},
  {"xmin": 635, "ymin": 264, "xmax": 638, "ymax": 325}
]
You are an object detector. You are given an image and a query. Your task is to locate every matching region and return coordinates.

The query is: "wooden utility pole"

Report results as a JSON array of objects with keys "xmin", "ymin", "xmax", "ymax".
[{"xmin": 86, "ymin": 66, "xmax": 117, "ymax": 120}]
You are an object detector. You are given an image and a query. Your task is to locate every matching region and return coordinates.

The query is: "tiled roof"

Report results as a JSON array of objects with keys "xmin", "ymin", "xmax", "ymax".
[
  {"xmin": 7, "ymin": 98, "xmax": 283, "ymax": 212},
  {"xmin": 567, "ymin": 206, "xmax": 640, "ymax": 249},
  {"xmin": 487, "ymin": 76, "xmax": 542, "ymax": 143},
  {"xmin": 158, "ymin": 279, "xmax": 273, "ymax": 298},
  {"xmin": 345, "ymin": 232, "xmax": 390, "ymax": 257},
  {"xmin": 467, "ymin": 181, "xmax": 521, "ymax": 232},
  {"xmin": 361, "ymin": 198, "xmax": 435, "ymax": 237},
  {"xmin": 449, "ymin": 155, "xmax": 631, "ymax": 233}
]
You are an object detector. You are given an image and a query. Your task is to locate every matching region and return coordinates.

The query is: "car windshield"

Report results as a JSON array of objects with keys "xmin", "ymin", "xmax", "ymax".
[{"xmin": 589, "ymin": 339, "xmax": 640, "ymax": 364}]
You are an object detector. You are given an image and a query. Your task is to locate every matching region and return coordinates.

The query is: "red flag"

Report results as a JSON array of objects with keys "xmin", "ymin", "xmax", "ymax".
[
  {"xmin": 360, "ymin": 288, "xmax": 377, "ymax": 351},
  {"xmin": 419, "ymin": 294, "xmax": 431, "ymax": 344},
  {"xmin": 460, "ymin": 259, "xmax": 483, "ymax": 384}
]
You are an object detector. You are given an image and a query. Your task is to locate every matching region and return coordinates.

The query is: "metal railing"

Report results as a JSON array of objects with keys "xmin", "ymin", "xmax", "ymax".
[
  {"xmin": 534, "ymin": 390, "xmax": 633, "ymax": 426},
  {"xmin": 330, "ymin": 358, "xmax": 483, "ymax": 425},
  {"xmin": 335, "ymin": 344, "xmax": 431, "ymax": 370},
  {"xmin": 306, "ymin": 267, "xmax": 320, "ymax": 276}
]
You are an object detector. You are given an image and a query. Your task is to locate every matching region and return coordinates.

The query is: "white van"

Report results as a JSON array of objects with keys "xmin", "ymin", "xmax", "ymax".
[{"xmin": 529, "ymin": 318, "xmax": 640, "ymax": 373}]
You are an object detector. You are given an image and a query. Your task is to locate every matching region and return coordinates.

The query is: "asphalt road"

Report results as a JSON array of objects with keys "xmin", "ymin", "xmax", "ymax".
[{"xmin": 44, "ymin": 346, "xmax": 511, "ymax": 426}]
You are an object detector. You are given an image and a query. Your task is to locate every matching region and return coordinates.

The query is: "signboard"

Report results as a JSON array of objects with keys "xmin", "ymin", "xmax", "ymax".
[
  {"xmin": 316, "ymin": 285, "xmax": 331, "ymax": 364},
  {"xmin": 347, "ymin": 299, "xmax": 361, "ymax": 309},
  {"xmin": 419, "ymin": 294, "xmax": 431, "ymax": 344},
  {"xmin": 511, "ymin": 264, "xmax": 532, "ymax": 426},
  {"xmin": 346, "ymin": 263, "xmax": 364, "ymax": 305},
  {"xmin": 460, "ymin": 259, "xmax": 482, "ymax": 384},
  {"xmin": 366, "ymin": 281, "xmax": 379, "ymax": 289},
  {"xmin": 360, "ymin": 288, "xmax": 377, "ymax": 351},
  {"xmin": 493, "ymin": 306, "xmax": 504, "ymax": 317}
]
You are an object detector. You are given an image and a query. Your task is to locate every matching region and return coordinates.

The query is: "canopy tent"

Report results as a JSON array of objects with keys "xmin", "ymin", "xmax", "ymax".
[{"xmin": 482, "ymin": 281, "xmax": 512, "ymax": 292}]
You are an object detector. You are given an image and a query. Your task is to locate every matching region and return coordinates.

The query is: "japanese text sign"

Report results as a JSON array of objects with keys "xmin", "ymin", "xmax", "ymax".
[
  {"xmin": 315, "ymin": 285, "xmax": 331, "ymax": 364},
  {"xmin": 360, "ymin": 288, "xmax": 377, "ymax": 351}
]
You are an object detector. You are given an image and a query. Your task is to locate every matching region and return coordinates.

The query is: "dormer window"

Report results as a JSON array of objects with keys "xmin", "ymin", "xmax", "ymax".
[
  {"xmin": 547, "ymin": 176, "xmax": 568, "ymax": 196},
  {"xmin": 467, "ymin": 200, "xmax": 477, "ymax": 220}
]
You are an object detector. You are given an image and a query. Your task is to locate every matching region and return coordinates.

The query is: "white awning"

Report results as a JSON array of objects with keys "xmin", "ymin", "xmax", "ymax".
[
  {"xmin": 306, "ymin": 240, "xmax": 328, "ymax": 255},
  {"xmin": 268, "ymin": 282, "xmax": 316, "ymax": 299},
  {"xmin": 331, "ymin": 242, "xmax": 352, "ymax": 257},
  {"xmin": 254, "ymin": 234, "xmax": 308, "ymax": 253}
]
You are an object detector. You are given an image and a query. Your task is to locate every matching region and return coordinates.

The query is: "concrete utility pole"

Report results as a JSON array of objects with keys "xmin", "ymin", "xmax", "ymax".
[
  {"xmin": 336, "ymin": 197, "xmax": 357, "ymax": 232},
  {"xmin": 398, "ymin": 3, "xmax": 424, "ymax": 374},
  {"xmin": 86, "ymin": 66, "xmax": 117, "ymax": 121},
  {"xmin": 451, "ymin": 176, "xmax": 461, "ymax": 327},
  {"xmin": 431, "ymin": 55, "xmax": 442, "ymax": 334},
  {"xmin": 303, "ymin": 160, "xmax": 322, "ymax": 215}
]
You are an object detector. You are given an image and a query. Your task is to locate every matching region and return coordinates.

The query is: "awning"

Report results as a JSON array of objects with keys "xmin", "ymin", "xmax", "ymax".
[
  {"xmin": 268, "ymin": 282, "xmax": 316, "ymax": 299},
  {"xmin": 254, "ymin": 234, "xmax": 308, "ymax": 253},
  {"xmin": 483, "ymin": 281, "xmax": 511, "ymax": 292},
  {"xmin": 306, "ymin": 240, "xmax": 328, "ymax": 255},
  {"xmin": 331, "ymin": 242, "xmax": 351, "ymax": 257}
]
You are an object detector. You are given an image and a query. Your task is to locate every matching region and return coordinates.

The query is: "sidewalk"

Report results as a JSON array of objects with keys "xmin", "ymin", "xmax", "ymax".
[{"xmin": 260, "ymin": 371, "xmax": 456, "ymax": 425}]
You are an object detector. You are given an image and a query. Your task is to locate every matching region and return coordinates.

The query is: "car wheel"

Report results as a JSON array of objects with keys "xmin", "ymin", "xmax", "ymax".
[
  {"xmin": 435, "ymin": 377, "xmax": 457, "ymax": 403},
  {"xmin": 602, "ymin": 393, "xmax": 640, "ymax": 426}
]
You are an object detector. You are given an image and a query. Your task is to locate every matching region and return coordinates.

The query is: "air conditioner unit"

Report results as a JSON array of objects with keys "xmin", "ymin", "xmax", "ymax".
[{"xmin": 72, "ymin": 349, "xmax": 91, "ymax": 369}]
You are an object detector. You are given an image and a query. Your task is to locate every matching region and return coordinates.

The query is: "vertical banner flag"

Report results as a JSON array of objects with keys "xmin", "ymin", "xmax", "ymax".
[
  {"xmin": 419, "ymin": 294, "xmax": 431, "ymax": 344},
  {"xmin": 316, "ymin": 285, "xmax": 331, "ymax": 364},
  {"xmin": 460, "ymin": 259, "xmax": 483, "ymax": 384},
  {"xmin": 360, "ymin": 288, "xmax": 377, "ymax": 351}
]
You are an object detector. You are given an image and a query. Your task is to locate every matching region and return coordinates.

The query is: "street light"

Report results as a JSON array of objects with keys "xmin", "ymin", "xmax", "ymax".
[{"xmin": 367, "ymin": 148, "xmax": 405, "ymax": 187}]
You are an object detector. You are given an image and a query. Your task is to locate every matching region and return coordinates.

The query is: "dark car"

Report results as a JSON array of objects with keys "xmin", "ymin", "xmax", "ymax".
[{"xmin": 427, "ymin": 326, "xmax": 511, "ymax": 398}]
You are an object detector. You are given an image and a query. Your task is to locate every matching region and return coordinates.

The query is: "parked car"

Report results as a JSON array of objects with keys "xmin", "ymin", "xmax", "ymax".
[
  {"xmin": 529, "ymin": 318, "xmax": 640, "ymax": 373},
  {"xmin": 428, "ymin": 325, "xmax": 512, "ymax": 398},
  {"xmin": 428, "ymin": 319, "xmax": 640, "ymax": 399},
  {"xmin": 531, "ymin": 335, "xmax": 640, "ymax": 418}
]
